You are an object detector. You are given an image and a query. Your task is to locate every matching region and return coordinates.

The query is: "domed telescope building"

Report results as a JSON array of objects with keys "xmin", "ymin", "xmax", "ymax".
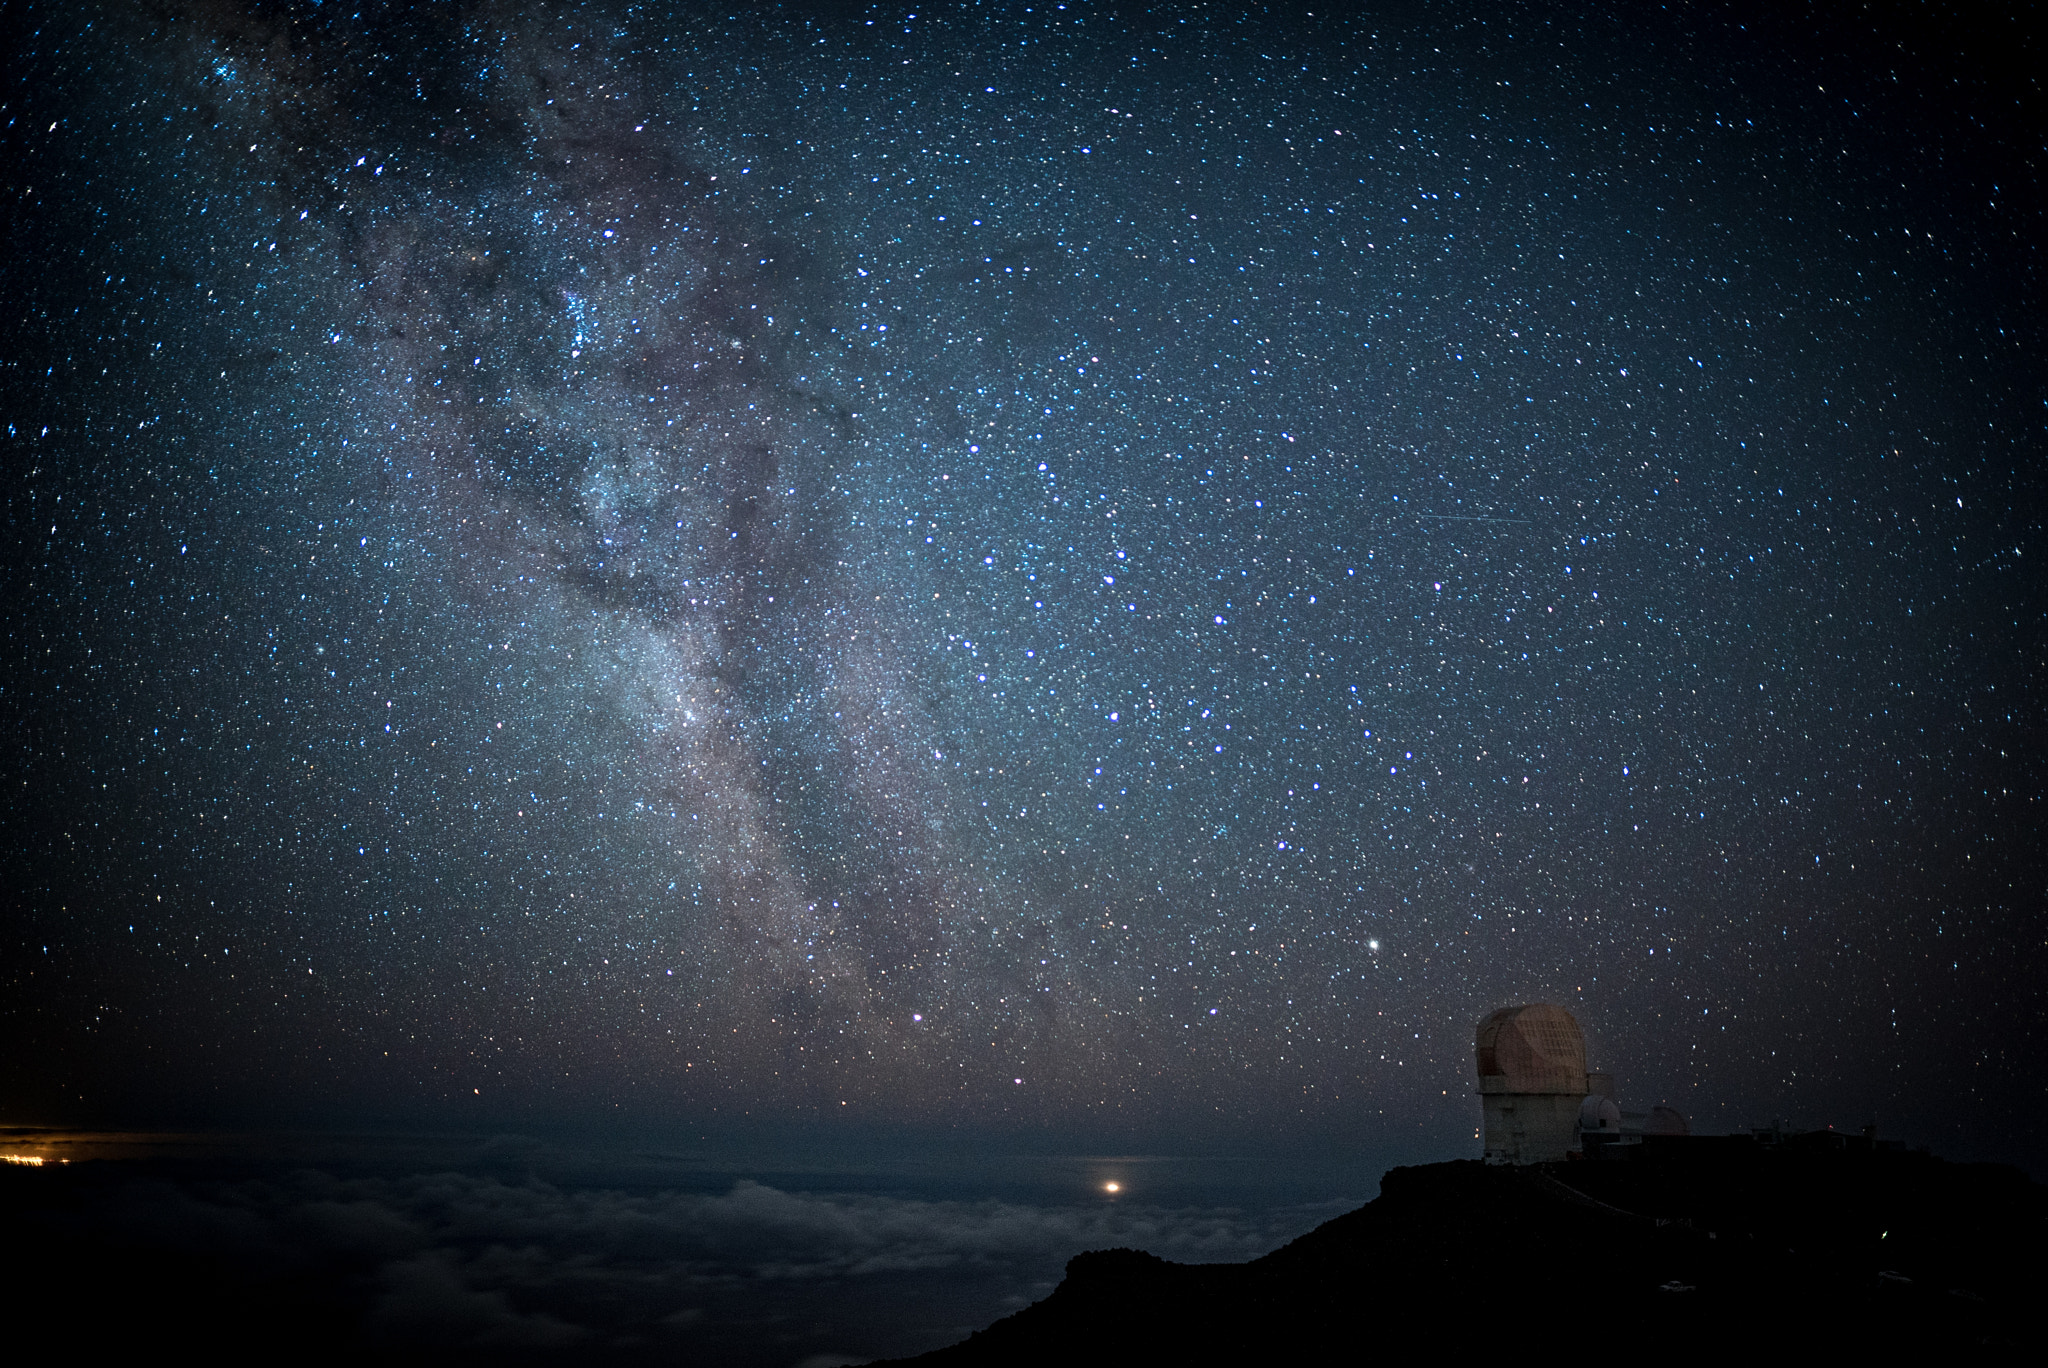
[{"xmin": 1475, "ymin": 1004, "xmax": 1592, "ymax": 1164}]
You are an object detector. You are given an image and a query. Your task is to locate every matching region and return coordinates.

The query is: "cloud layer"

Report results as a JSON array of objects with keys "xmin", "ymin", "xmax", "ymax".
[{"xmin": 13, "ymin": 1158, "xmax": 1338, "ymax": 1364}]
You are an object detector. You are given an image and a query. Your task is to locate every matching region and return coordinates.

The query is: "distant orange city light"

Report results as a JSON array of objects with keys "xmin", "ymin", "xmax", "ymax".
[{"xmin": 1103, "ymin": 1181, "xmax": 1120, "ymax": 1193}]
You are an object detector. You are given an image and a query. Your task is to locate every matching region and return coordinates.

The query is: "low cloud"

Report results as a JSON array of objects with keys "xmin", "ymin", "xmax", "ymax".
[
  {"xmin": 369, "ymin": 1250, "xmax": 592, "ymax": 1349},
  {"xmin": 15, "ymin": 1161, "xmax": 1338, "ymax": 1365}
]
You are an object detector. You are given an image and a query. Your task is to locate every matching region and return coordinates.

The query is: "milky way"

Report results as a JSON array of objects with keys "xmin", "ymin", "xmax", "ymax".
[{"xmin": 5, "ymin": 3, "xmax": 2041, "ymax": 1152}]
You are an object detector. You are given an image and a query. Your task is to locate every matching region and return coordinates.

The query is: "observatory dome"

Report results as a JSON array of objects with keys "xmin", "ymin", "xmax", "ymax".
[
  {"xmin": 1644, "ymin": 1105, "xmax": 1690, "ymax": 1137},
  {"xmin": 1475, "ymin": 1004, "xmax": 1589, "ymax": 1094},
  {"xmin": 1579, "ymin": 1094, "xmax": 1622, "ymax": 1133}
]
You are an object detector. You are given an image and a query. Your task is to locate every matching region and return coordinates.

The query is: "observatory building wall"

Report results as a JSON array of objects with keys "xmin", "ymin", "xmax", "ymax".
[{"xmin": 1481, "ymin": 1092, "xmax": 1587, "ymax": 1165}]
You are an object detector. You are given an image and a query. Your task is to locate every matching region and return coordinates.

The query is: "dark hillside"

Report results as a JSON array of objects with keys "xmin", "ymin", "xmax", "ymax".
[{"xmin": 886, "ymin": 1147, "xmax": 2042, "ymax": 1365}]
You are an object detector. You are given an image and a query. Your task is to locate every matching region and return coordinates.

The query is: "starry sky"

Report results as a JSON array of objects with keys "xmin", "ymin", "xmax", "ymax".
[{"xmin": 4, "ymin": 1, "xmax": 2042, "ymax": 1161}]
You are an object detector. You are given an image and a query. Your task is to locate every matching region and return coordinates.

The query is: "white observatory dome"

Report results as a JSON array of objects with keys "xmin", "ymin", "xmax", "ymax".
[{"xmin": 1579, "ymin": 1093, "xmax": 1622, "ymax": 1133}]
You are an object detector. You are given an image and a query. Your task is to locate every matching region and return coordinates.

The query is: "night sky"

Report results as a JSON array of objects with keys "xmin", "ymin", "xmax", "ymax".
[{"xmin": 4, "ymin": 1, "xmax": 2042, "ymax": 1162}]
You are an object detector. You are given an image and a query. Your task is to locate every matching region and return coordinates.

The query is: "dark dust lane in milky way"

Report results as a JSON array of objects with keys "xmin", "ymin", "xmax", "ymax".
[
  {"xmin": 317, "ymin": 16, "xmax": 976, "ymax": 1097},
  {"xmin": 12, "ymin": 2, "xmax": 1052, "ymax": 1114}
]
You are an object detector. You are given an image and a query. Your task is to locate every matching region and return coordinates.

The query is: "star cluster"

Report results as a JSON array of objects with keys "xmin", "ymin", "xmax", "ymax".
[{"xmin": 3, "ymin": 3, "xmax": 2040, "ymax": 1152}]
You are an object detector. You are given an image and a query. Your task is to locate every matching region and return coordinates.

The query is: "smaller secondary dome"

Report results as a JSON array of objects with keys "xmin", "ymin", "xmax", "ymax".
[
  {"xmin": 1644, "ymin": 1105, "xmax": 1690, "ymax": 1137},
  {"xmin": 1475, "ymin": 1004, "xmax": 1589, "ymax": 1094},
  {"xmin": 1579, "ymin": 1094, "xmax": 1622, "ymax": 1132}
]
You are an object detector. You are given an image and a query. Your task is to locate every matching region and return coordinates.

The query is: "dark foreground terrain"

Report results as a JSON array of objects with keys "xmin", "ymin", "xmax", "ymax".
[{"xmin": 886, "ymin": 1138, "xmax": 2043, "ymax": 1365}]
